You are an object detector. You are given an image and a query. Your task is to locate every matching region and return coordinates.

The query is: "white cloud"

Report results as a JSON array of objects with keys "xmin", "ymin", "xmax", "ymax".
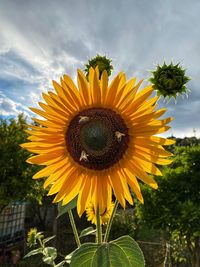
[
  {"xmin": 0, "ymin": 0, "xmax": 199, "ymax": 137},
  {"xmin": 0, "ymin": 92, "xmax": 30, "ymax": 116},
  {"xmin": 0, "ymin": 96, "xmax": 18, "ymax": 116}
]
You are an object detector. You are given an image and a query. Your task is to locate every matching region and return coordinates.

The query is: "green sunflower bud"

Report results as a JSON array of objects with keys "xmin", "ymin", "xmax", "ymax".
[
  {"xmin": 149, "ymin": 62, "xmax": 190, "ymax": 99},
  {"xmin": 27, "ymin": 228, "xmax": 43, "ymax": 247},
  {"xmin": 85, "ymin": 54, "xmax": 113, "ymax": 79}
]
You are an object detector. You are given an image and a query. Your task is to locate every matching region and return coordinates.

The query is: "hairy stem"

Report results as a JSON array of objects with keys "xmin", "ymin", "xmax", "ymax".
[
  {"xmin": 104, "ymin": 200, "xmax": 119, "ymax": 242},
  {"xmin": 96, "ymin": 207, "xmax": 102, "ymax": 244},
  {"xmin": 68, "ymin": 210, "xmax": 81, "ymax": 248}
]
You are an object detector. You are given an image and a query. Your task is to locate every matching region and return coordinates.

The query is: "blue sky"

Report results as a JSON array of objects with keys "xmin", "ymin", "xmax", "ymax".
[{"xmin": 0, "ymin": 0, "xmax": 200, "ymax": 137}]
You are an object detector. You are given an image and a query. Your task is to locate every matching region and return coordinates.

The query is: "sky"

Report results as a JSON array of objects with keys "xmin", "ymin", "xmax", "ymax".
[{"xmin": 0, "ymin": 0, "xmax": 200, "ymax": 138}]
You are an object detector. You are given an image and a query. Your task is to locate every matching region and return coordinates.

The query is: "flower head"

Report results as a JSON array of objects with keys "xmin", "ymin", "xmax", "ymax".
[
  {"xmin": 149, "ymin": 62, "xmax": 190, "ymax": 99},
  {"xmin": 21, "ymin": 66, "xmax": 174, "ymax": 216},
  {"xmin": 85, "ymin": 55, "xmax": 113, "ymax": 78},
  {"xmin": 86, "ymin": 202, "xmax": 114, "ymax": 225},
  {"xmin": 27, "ymin": 228, "xmax": 43, "ymax": 247}
]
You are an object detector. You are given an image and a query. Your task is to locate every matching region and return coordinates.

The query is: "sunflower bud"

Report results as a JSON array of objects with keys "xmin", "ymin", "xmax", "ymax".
[
  {"xmin": 85, "ymin": 54, "xmax": 113, "ymax": 79},
  {"xmin": 27, "ymin": 228, "xmax": 43, "ymax": 247},
  {"xmin": 149, "ymin": 62, "xmax": 190, "ymax": 99}
]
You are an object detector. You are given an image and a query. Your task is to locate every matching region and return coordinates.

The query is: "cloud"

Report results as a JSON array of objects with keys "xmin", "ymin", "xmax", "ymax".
[
  {"xmin": 0, "ymin": 0, "xmax": 199, "ymax": 137},
  {"xmin": 0, "ymin": 91, "xmax": 30, "ymax": 116},
  {"xmin": 0, "ymin": 96, "xmax": 18, "ymax": 116}
]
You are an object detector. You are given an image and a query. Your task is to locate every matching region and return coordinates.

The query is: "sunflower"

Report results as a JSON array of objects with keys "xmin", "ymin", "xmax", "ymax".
[
  {"xmin": 21, "ymin": 67, "xmax": 174, "ymax": 216},
  {"xmin": 27, "ymin": 228, "xmax": 43, "ymax": 247},
  {"xmin": 86, "ymin": 202, "xmax": 114, "ymax": 225}
]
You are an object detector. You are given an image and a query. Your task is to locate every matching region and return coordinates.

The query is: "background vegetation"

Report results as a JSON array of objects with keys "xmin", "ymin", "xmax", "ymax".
[{"xmin": 1, "ymin": 114, "xmax": 200, "ymax": 266}]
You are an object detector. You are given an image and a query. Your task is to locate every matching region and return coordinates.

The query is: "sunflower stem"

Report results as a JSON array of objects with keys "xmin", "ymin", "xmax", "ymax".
[
  {"xmin": 68, "ymin": 210, "xmax": 81, "ymax": 248},
  {"xmin": 103, "ymin": 200, "xmax": 119, "ymax": 243},
  {"xmin": 96, "ymin": 207, "xmax": 102, "ymax": 244}
]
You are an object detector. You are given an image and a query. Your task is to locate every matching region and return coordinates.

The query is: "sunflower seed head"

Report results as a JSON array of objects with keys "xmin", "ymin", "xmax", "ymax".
[
  {"xmin": 79, "ymin": 116, "xmax": 90, "ymax": 123},
  {"xmin": 115, "ymin": 131, "xmax": 125, "ymax": 142},
  {"xmin": 80, "ymin": 151, "xmax": 89, "ymax": 161}
]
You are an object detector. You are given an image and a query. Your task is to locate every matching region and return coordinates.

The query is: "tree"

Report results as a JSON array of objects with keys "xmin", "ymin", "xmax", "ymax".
[
  {"xmin": 0, "ymin": 114, "xmax": 45, "ymax": 208},
  {"xmin": 136, "ymin": 146, "xmax": 200, "ymax": 267}
]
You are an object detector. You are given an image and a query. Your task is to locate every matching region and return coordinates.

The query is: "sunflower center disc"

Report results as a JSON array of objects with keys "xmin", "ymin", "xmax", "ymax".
[
  {"xmin": 66, "ymin": 108, "xmax": 129, "ymax": 170},
  {"xmin": 80, "ymin": 121, "xmax": 111, "ymax": 151}
]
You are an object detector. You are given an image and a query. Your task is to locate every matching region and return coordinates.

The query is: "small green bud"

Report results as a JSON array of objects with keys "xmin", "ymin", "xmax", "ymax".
[
  {"xmin": 84, "ymin": 54, "xmax": 113, "ymax": 79},
  {"xmin": 149, "ymin": 62, "xmax": 190, "ymax": 99}
]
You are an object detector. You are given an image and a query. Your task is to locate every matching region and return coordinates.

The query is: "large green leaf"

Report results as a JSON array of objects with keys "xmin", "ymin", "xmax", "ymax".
[
  {"xmin": 70, "ymin": 243, "xmax": 99, "ymax": 267},
  {"xmin": 70, "ymin": 235, "xmax": 145, "ymax": 267},
  {"xmin": 57, "ymin": 197, "xmax": 77, "ymax": 218}
]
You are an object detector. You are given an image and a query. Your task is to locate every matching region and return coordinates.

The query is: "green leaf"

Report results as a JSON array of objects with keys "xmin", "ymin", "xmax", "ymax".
[
  {"xmin": 24, "ymin": 248, "xmax": 43, "ymax": 258},
  {"xmin": 109, "ymin": 235, "xmax": 145, "ymax": 267},
  {"xmin": 57, "ymin": 197, "xmax": 77, "ymax": 218},
  {"xmin": 70, "ymin": 235, "xmax": 145, "ymax": 267},
  {"xmin": 44, "ymin": 247, "xmax": 57, "ymax": 261},
  {"xmin": 43, "ymin": 256, "xmax": 54, "ymax": 265},
  {"xmin": 65, "ymin": 251, "xmax": 74, "ymax": 264},
  {"xmin": 70, "ymin": 243, "xmax": 99, "ymax": 267},
  {"xmin": 55, "ymin": 261, "xmax": 67, "ymax": 267},
  {"xmin": 43, "ymin": 235, "xmax": 56, "ymax": 244},
  {"xmin": 80, "ymin": 227, "xmax": 96, "ymax": 237}
]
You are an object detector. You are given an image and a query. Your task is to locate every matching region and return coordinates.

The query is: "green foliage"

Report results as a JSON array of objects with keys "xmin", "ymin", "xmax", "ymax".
[
  {"xmin": 149, "ymin": 62, "xmax": 190, "ymax": 99},
  {"xmin": 109, "ymin": 210, "xmax": 136, "ymax": 240},
  {"xmin": 70, "ymin": 236, "xmax": 145, "ymax": 267},
  {"xmin": 136, "ymin": 145, "xmax": 200, "ymax": 263},
  {"xmin": 0, "ymin": 114, "xmax": 45, "ymax": 205},
  {"xmin": 57, "ymin": 197, "xmax": 77, "ymax": 218},
  {"xmin": 170, "ymin": 231, "xmax": 191, "ymax": 264},
  {"xmin": 25, "ymin": 229, "xmax": 67, "ymax": 267},
  {"xmin": 175, "ymin": 136, "xmax": 200, "ymax": 147}
]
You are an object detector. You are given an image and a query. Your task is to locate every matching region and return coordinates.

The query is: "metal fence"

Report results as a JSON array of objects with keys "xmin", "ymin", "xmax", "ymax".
[{"xmin": 0, "ymin": 202, "xmax": 26, "ymax": 264}]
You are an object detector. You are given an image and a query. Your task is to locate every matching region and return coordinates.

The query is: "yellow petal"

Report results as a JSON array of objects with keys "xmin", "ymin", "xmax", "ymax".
[
  {"xmin": 122, "ymin": 168, "xmax": 144, "ymax": 204},
  {"xmin": 150, "ymin": 136, "xmax": 176, "ymax": 146},
  {"xmin": 42, "ymin": 92, "xmax": 73, "ymax": 118},
  {"xmin": 49, "ymin": 167, "xmax": 78, "ymax": 197},
  {"xmin": 27, "ymin": 153, "xmax": 65, "ymax": 165},
  {"xmin": 105, "ymin": 74, "xmax": 121, "ymax": 106},
  {"xmin": 48, "ymin": 90, "xmax": 77, "ymax": 113},
  {"xmin": 132, "ymin": 150, "xmax": 173, "ymax": 165},
  {"xmin": 77, "ymin": 69, "xmax": 91, "ymax": 106},
  {"xmin": 130, "ymin": 126, "xmax": 171, "ymax": 136},
  {"xmin": 57, "ymin": 173, "xmax": 83, "ymax": 204},
  {"xmin": 60, "ymin": 79, "xmax": 81, "ymax": 109},
  {"xmin": 109, "ymin": 173, "xmax": 126, "ymax": 208},
  {"xmin": 131, "ymin": 108, "xmax": 167, "ymax": 124},
  {"xmin": 119, "ymin": 172, "xmax": 133, "ymax": 205},
  {"xmin": 132, "ymin": 156, "xmax": 162, "ymax": 176},
  {"xmin": 31, "ymin": 117, "xmax": 63, "ymax": 129},
  {"xmin": 77, "ymin": 176, "xmax": 92, "ymax": 216},
  {"xmin": 100, "ymin": 70, "xmax": 108, "ymax": 104},
  {"xmin": 29, "ymin": 107, "xmax": 66, "ymax": 125},
  {"xmin": 117, "ymin": 80, "xmax": 143, "ymax": 111},
  {"xmin": 126, "ymin": 161, "xmax": 158, "ymax": 189},
  {"xmin": 128, "ymin": 96, "xmax": 159, "ymax": 118},
  {"xmin": 124, "ymin": 85, "xmax": 153, "ymax": 114}
]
